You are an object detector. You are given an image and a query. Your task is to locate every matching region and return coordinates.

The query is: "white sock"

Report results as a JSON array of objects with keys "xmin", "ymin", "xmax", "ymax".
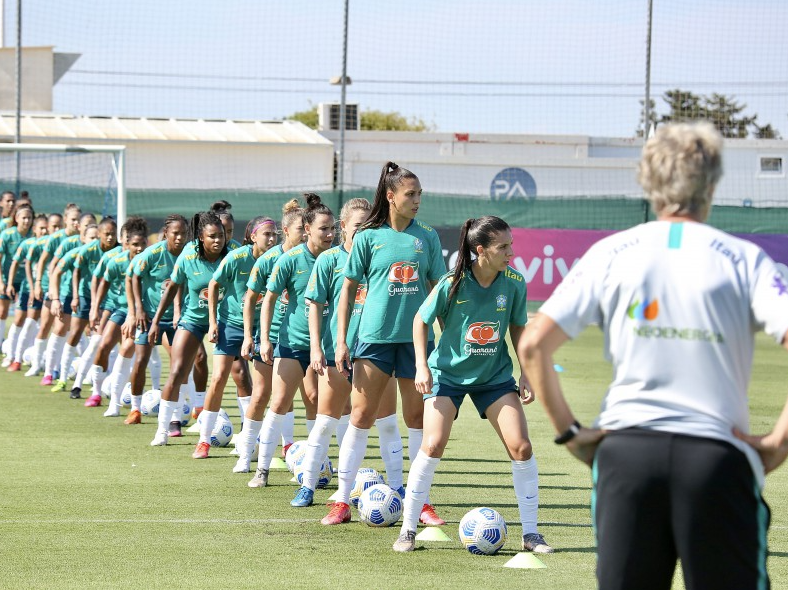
[
  {"xmin": 513, "ymin": 456, "xmax": 539, "ymax": 535},
  {"xmin": 74, "ymin": 334, "xmax": 101, "ymax": 386},
  {"xmin": 111, "ymin": 355, "xmax": 134, "ymax": 399},
  {"xmin": 6, "ymin": 323, "xmax": 20, "ymax": 361},
  {"xmin": 302, "ymin": 414, "xmax": 338, "ymax": 491},
  {"xmin": 59, "ymin": 343, "xmax": 78, "ymax": 383},
  {"xmin": 14, "ymin": 318, "xmax": 35, "ymax": 362},
  {"xmin": 237, "ymin": 418, "xmax": 263, "ymax": 462},
  {"xmin": 336, "ymin": 425, "xmax": 370, "ymax": 505},
  {"xmin": 257, "ymin": 410, "xmax": 286, "ymax": 471},
  {"xmin": 92, "ymin": 366, "xmax": 108, "ymax": 401},
  {"xmin": 198, "ymin": 410, "xmax": 219, "ymax": 444},
  {"xmin": 376, "ymin": 414, "xmax": 404, "ymax": 491},
  {"xmin": 44, "ymin": 334, "xmax": 65, "ymax": 376},
  {"xmin": 76, "ymin": 334, "xmax": 88, "ymax": 356},
  {"xmin": 31, "ymin": 337, "xmax": 47, "ymax": 369},
  {"xmin": 157, "ymin": 399, "xmax": 179, "ymax": 434},
  {"xmin": 336, "ymin": 414, "xmax": 350, "ymax": 448},
  {"xmin": 281, "ymin": 411, "xmax": 295, "ymax": 446},
  {"xmin": 306, "ymin": 418, "xmax": 315, "ymax": 436},
  {"xmin": 0, "ymin": 316, "xmax": 6, "ymax": 350},
  {"xmin": 149, "ymin": 346, "xmax": 162, "ymax": 389},
  {"xmin": 407, "ymin": 427, "xmax": 428, "ymax": 503},
  {"xmin": 400, "ymin": 451, "xmax": 440, "ymax": 534},
  {"xmin": 192, "ymin": 389, "xmax": 206, "ymax": 409},
  {"xmin": 131, "ymin": 394, "xmax": 142, "ymax": 411},
  {"xmin": 238, "ymin": 395, "xmax": 251, "ymax": 422}
]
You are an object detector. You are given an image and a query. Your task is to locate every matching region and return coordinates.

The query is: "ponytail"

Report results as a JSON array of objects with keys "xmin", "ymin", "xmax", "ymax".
[
  {"xmin": 448, "ymin": 216, "xmax": 511, "ymax": 302},
  {"xmin": 360, "ymin": 161, "xmax": 418, "ymax": 232}
]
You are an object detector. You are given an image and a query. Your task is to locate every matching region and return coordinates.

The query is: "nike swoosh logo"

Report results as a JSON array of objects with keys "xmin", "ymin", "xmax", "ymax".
[
  {"xmin": 373, "ymin": 244, "xmax": 386, "ymax": 250},
  {"xmin": 296, "ymin": 270, "xmax": 307, "ymax": 274},
  {"xmin": 240, "ymin": 271, "xmax": 249, "ymax": 275},
  {"xmin": 157, "ymin": 264, "xmax": 166, "ymax": 268},
  {"xmin": 193, "ymin": 271, "xmax": 203, "ymax": 275},
  {"xmin": 525, "ymin": 495, "xmax": 537, "ymax": 500},
  {"xmin": 334, "ymin": 268, "xmax": 343, "ymax": 273},
  {"xmin": 456, "ymin": 299, "xmax": 469, "ymax": 304}
]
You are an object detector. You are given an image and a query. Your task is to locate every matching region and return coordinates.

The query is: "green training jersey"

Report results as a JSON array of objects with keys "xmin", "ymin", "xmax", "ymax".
[
  {"xmin": 133, "ymin": 241, "xmax": 178, "ymax": 321},
  {"xmin": 266, "ymin": 243, "xmax": 317, "ymax": 351},
  {"xmin": 102, "ymin": 250, "xmax": 132, "ymax": 311},
  {"xmin": 171, "ymin": 248, "xmax": 224, "ymax": 328},
  {"xmin": 419, "ymin": 267, "xmax": 527, "ymax": 388},
  {"xmin": 74, "ymin": 239, "xmax": 110, "ymax": 299},
  {"xmin": 12, "ymin": 237, "xmax": 36, "ymax": 291},
  {"xmin": 0, "ymin": 218, "xmax": 10, "ymax": 232},
  {"xmin": 344, "ymin": 220, "xmax": 445, "ymax": 344},
  {"xmin": 248, "ymin": 244, "xmax": 285, "ymax": 342},
  {"xmin": 55, "ymin": 247, "xmax": 81, "ymax": 299},
  {"xmin": 92, "ymin": 245, "xmax": 123, "ymax": 308},
  {"xmin": 39, "ymin": 229, "xmax": 69, "ymax": 292},
  {"xmin": 305, "ymin": 245, "xmax": 366, "ymax": 361},
  {"xmin": 0, "ymin": 226, "xmax": 31, "ymax": 284},
  {"xmin": 212, "ymin": 244, "xmax": 256, "ymax": 328},
  {"xmin": 52, "ymin": 235, "xmax": 82, "ymax": 297}
]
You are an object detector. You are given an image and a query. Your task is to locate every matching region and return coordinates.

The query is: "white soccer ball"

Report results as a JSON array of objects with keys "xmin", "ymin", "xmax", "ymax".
[
  {"xmin": 349, "ymin": 467, "xmax": 385, "ymax": 508},
  {"xmin": 357, "ymin": 484, "xmax": 403, "ymax": 527},
  {"xmin": 293, "ymin": 454, "xmax": 333, "ymax": 489},
  {"xmin": 140, "ymin": 389, "xmax": 162, "ymax": 416},
  {"xmin": 458, "ymin": 507, "xmax": 508, "ymax": 555},
  {"xmin": 120, "ymin": 382, "xmax": 133, "ymax": 408},
  {"xmin": 1, "ymin": 339, "xmax": 10, "ymax": 356},
  {"xmin": 178, "ymin": 400, "xmax": 191, "ymax": 427},
  {"xmin": 208, "ymin": 413, "xmax": 233, "ymax": 447},
  {"xmin": 23, "ymin": 346, "xmax": 33, "ymax": 365},
  {"xmin": 101, "ymin": 376, "xmax": 113, "ymax": 399},
  {"xmin": 68, "ymin": 358, "xmax": 79, "ymax": 379},
  {"xmin": 284, "ymin": 440, "xmax": 308, "ymax": 473}
]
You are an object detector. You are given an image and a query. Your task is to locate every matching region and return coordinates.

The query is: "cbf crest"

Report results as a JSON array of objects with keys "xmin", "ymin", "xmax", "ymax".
[
  {"xmin": 413, "ymin": 238, "xmax": 423, "ymax": 253},
  {"xmin": 496, "ymin": 294, "xmax": 507, "ymax": 311}
]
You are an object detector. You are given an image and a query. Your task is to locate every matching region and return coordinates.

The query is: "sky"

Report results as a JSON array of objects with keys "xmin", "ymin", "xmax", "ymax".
[{"xmin": 2, "ymin": 0, "xmax": 787, "ymax": 138}]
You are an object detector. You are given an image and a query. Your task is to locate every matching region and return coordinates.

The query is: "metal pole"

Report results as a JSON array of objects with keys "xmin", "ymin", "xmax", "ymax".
[
  {"xmin": 644, "ymin": 0, "xmax": 653, "ymax": 139},
  {"xmin": 14, "ymin": 0, "xmax": 21, "ymax": 195},
  {"xmin": 337, "ymin": 0, "xmax": 349, "ymax": 208}
]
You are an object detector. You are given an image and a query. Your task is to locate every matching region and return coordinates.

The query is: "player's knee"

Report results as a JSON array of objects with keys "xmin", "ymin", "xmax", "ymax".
[
  {"xmin": 509, "ymin": 439, "xmax": 533, "ymax": 461},
  {"xmin": 424, "ymin": 438, "xmax": 447, "ymax": 458}
]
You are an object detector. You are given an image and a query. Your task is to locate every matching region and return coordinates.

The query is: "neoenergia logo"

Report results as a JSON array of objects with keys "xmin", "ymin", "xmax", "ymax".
[{"xmin": 627, "ymin": 298, "xmax": 658, "ymax": 321}]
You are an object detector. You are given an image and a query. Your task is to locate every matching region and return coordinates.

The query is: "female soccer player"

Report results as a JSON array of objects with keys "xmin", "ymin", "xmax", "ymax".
[
  {"xmin": 521, "ymin": 122, "xmax": 788, "ymax": 589},
  {"xmin": 322, "ymin": 162, "xmax": 446, "ymax": 526},
  {"xmin": 392, "ymin": 216, "xmax": 552, "ymax": 553},
  {"xmin": 235, "ymin": 200, "xmax": 305, "ymax": 479},
  {"xmin": 123, "ymin": 214, "xmax": 188, "ymax": 425},
  {"xmin": 252, "ymin": 194, "xmax": 336, "ymax": 486},
  {"xmin": 192, "ymin": 215, "xmax": 277, "ymax": 459},
  {"xmin": 0, "ymin": 203, "xmax": 35, "ymax": 367},
  {"xmin": 148, "ymin": 210, "xmax": 227, "ymax": 446}
]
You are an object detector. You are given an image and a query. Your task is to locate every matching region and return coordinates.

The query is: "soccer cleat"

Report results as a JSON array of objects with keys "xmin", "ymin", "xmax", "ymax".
[
  {"xmin": 68, "ymin": 387, "xmax": 81, "ymax": 399},
  {"xmin": 291, "ymin": 486, "xmax": 315, "ymax": 507},
  {"xmin": 150, "ymin": 430, "xmax": 169, "ymax": 446},
  {"xmin": 392, "ymin": 530, "xmax": 417, "ymax": 553},
  {"xmin": 248, "ymin": 467, "xmax": 269, "ymax": 488},
  {"xmin": 522, "ymin": 532, "xmax": 554, "ymax": 554},
  {"xmin": 24, "ymin": 366, "xmax": 41, "ymax": 377},
  {"xmin": 124, "ymin": 409, "xmax": 142, "ymax": 425},
  {"xmin": 191, "ymin": 406, "xmax": 203, "ymax": 420},
  {"xmin": 419, "ymin": 504, "xmax": 446, "ymax": 526},
  {"xmin": 40, "ymin": 374, "xmax": 53, "ymax": 386},
  {"xmin": 83, "ymin": 393, "xmax": 102, "ymax": 407},
  {"xmin": 52, "ymin": 369, "xmax": 60, "ymax": 380},
  {"xmin": 52, "ymin": 380, "xmax": 67, "ymax": 393},
  {"xmin": 168, "ymin": 421, "xmax": 182, "ymax": 438},
  {"xmin": 1, "ymin": 356, "xmax": 11, "ymax": 368},
  {"xmin": 233, "ymin": 457, "xmax": 251, "ymax": 473},
  {"xmin": 7, "ymin": 361, "xmax": 21, "ymax": 372},
  {"xmin": 321, "ymin": 502, "xmax": 351, "ymax": 525},
  {"xmin": 192, "ymin": 441, "xmax": 210, "ymax": 459},
  {"xmin": 281, "ymin": 442, "xmax": 292, "ymax": 459},
  {"xmin": 103, "ymin": 406, "xmax": 120, "ymax": 418},
  {"xmin": 396, "ymin": 486, "xmax": 406, "ymax": 499}
]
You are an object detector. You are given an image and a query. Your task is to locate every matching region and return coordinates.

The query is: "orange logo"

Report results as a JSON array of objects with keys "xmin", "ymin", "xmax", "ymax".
[
  {"xmin": 387, "ymin": 262, "xmax": 419, "ymax": 284},
  {"xmin": 281, "ymin": 289, "xmax": 289, "ymax": 305},
  {"xmin": 355, "ymin": 284, "xmax": 367, "ymax": 305},
  {"xmin": 199, "ymin": 287, "xmax": 225, "ymax": 301},
  {"xmin": 465, "ymin": 321, "xmax": 500, "ymax": 345}
]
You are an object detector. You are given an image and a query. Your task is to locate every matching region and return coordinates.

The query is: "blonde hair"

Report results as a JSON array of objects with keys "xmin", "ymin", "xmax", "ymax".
[
  {"xmin": 637, "ymin": 121, "xmax": 723, "ymax": 220},
  {"xmin": 281, "ymin": 198, "xmax": 303, "ymax": 228},
  {"xmin": 339, "ymin": 198, "xmax": 371, "ymax": 241}
]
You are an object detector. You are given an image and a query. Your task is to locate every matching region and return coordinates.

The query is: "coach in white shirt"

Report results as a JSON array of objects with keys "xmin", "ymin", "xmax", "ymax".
[{"xmin": 520, "ymin": 121, "xmax": 788, "ymax": 590}]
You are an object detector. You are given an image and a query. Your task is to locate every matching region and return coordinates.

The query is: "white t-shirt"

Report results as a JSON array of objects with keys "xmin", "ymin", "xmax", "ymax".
[{"xmin": 540, "ymin": 220, "xmax": 788, "ymax": 487}]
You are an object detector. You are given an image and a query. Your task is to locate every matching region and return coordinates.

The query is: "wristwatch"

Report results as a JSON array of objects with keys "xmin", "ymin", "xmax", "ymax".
[{"xmin": 554, "ymin": 420, "xmax": 581, "ymax": 445}]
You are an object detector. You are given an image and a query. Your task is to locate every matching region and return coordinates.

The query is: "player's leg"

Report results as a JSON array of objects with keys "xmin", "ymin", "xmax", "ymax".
[
  {"xmin": 193, "ymin": 353, "xmax": 235, "ymax": 459},
  {"xmin": 27, "ymin": 299, "xmax": 53, "ymax": 377},
  {"xmin": 46, "ymin": 310, "xmax": 72, "ymax": 391},
  {"xmin": 300, "ymin": 367, "xmax": 318, "ymax": 434},
  {"xmin": 125, "ymin": 341, "xmax": 153, "ymax": 425},
  {"xmin": 230, "ymin": 356, "xmax": 252, "ymax": 422},
  {"xmin": 234, "ymin": 358, "xmax": 272, "ymax": 474}
]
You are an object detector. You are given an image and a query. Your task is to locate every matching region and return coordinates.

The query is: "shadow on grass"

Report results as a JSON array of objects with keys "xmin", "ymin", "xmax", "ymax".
[
  {"xmin": 554, "ymin": 546, "xmax": 597, "ymax": 553},
  {"xmin": 769, "ymin": 551, "xmax": 788, "ymax": 558}
]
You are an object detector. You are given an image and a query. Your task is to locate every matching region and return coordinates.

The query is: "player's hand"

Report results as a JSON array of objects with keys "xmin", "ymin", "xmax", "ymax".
[
  {"xmin": 34, "ymin": 284, "xmax": 43, "ymax": 301},
  {"xmin": 121, "ymin": 314, "xmax": 135, "ymax": 340},
  {"xmin": 70, "ymin": 298, "xmax": 79, "ymax": 314},
  {"xmin": 734, "ymin": 428, "xmax": 788, "ymax": 475},
  {"xmin": 136, "ymin": 312, "xmax": 148, "ymax": 334},
  {"xmin": 414, "ymin": 363, "xmax": 433, "ymax": 395},
  {"xmin": 50, "ymin": 299, "xmax": 63, "ymax": 320},
  {"xmin": 566, "ymin": 428, "xmax": 606, "ymax": 467},
  {"xmin": 519, "ymin": 374, "xmax": 535, "ymax": 405},
  {"xmin": 89, "ymin": 307, "xmax": 99, "ymax": 329},
  {"xmin": 5, "ymin": 283, "xmax": 15, "ymax": 299},
  {"xmin": 310, "ymin": 348, "xmax": 326, "ymax": 376},
  {"xmin": 208, "ymin": 321, "xmax": 219, "ymax": 344},
  {"xmin": 335, "ymin": 342, "xmax": 351, "ymax": 377},
  {"xmin": 260, "ymin": 338, "xmax": 274, "ymax": 365},
  {"xmin": 147, "ymin": 321, "xmax": 160, "ymax": 346},
  {"xmin": 241, "ymin": 336, "xmax": 254, "ymax": 361}
]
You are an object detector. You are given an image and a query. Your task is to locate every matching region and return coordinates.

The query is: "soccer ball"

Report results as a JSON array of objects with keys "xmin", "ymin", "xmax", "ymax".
[
  {"xmin": 284, "ymin": 440, "xmax": 308, "ymax": 473},
  {"xmin": 349, "ymin": 467, "xmax": 385, "ymax": 508},
  {"xmin": 140, "ymin": 389, "xmax": 162, "ymax": 416},
  {"xmin": 358, "ymin": 484, "xmax": 403, "ymax": 527},
  {"xmin": 178, "ymin": 400, "xmax": 191, "ymax": 427},
  {"xmin": 68, "ymin": 358, "xmax": 79, "ymax": 379},
  {"xmin": 293, "ymin": 454, "xmax": 333, "ymax": 489},
  {"xmin": 120, "ymin": 383, "xmax": 133, "ymax": 408},
  {"xmin": 23, "ymin": 346, "xmax": 33, "ymax": 365},
  {"xmin": 101, "ymin": 376, "xmax": 113, "ymax": 399},
  {"xmin": 208, "ymin": 413, "xmax": 233, "ymax": 447},
  {"xmin": 458, "ymin": 507, "xmax": 508, "ymax": 555}
]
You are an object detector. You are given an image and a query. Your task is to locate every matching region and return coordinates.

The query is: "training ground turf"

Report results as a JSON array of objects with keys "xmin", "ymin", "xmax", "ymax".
[{"xmin": 1, "ymin": 330, "xmax": 786, "ymax": 589}]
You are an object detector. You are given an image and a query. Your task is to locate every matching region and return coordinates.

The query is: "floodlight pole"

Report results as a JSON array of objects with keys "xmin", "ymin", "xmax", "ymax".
[
  {"xmin": 337, "ymin": 0, "xmax": 349, "ymax": 208},
  {"xmin": 14, "ymin": 0, "xmax": 22, "ymax": 195},
  {"xmin": 643, "ymin": 0, "xmax": 653, "ymax": 140}
]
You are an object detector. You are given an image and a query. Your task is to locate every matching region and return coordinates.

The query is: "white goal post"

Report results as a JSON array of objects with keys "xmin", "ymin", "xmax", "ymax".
[{"xmin": 0, "ymin": 143, "xmax": 127, "ymax": 232}]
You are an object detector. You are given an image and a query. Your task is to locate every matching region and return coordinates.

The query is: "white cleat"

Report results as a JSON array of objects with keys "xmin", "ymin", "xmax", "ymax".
[
  {"xmin": 233, "ymin": 457, "xmax": 251, "ymax": 473},
  {"xmin": 2, "ymin": 357, "xmax": 12, "ymax": 368},
  {"xmin": 150, "ymin": 431, "xmax": 169, "ymax": 446},
  {"xmin": 103, "ymin": 406, "xmax": 121, "ymax": 418},
  {"xmin": 24, "ymin": 365, "xmax": 41, "ymax": 377}
]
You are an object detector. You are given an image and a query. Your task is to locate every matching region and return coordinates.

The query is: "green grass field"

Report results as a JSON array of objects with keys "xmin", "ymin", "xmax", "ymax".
[{"xmin": 1, "ymin": 330, "xmax": 786, "ymax": 589}]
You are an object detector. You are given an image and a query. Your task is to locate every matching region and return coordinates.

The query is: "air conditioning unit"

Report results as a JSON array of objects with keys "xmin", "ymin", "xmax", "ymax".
[{"xmin": 318, "ymin": 103, "xmax": 359, "ymax": 131}]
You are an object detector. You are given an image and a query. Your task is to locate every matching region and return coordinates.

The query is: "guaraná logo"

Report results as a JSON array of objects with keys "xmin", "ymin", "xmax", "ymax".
[
  {"xmin": 388, "ymin": 261, "xmax": 420, "ymax": 284},
  {"xmin": 627, "ymin": 298, "xmax": 659, "ymax": 321},
  {"xmin": 465, "ymin": 321, "xmax": 500, "ymax": 345},
  {"xmin": 355, "ymin": 284, "xmax": 368, "ymax": 305}
]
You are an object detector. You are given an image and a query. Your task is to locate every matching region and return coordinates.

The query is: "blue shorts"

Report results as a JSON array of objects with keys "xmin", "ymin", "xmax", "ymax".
[
  {"xmin": 325, "ymin": 358, "xmax": 353, "ymax": 383},
  {"xmin": 74, "ymin": 296, "xmax": 91, "ymax": 320},
  {"xmin": 135, "ymin": 321, "xmax": 176, "ymax": 346},
  {"xmin": 274, "ymin": 343, "xmax": 310, "ymax": 374},
  {"xmin": 109, "ymin": 309, "xmax": 127, "ymax": 326},
  {"xmin": 215, "ymin": 320, "xmax": 244, "ymax": 357},
  {"xmin": 17, "ymin": 288, "xmax": 42, "ymax": 312},
  {"xmin": 425, "ymin": 377, "xmax": 518, "ymax": 419},
  {"xmin": 0, "ymin": 281, "xmax": 20, "ymax": 302},
  {"xmin": 250, "ymin": 331, "xmax": 268, "ymax": 364},
  {"xmin": 353, "ymin": 341, "xmax": 434, "ymax": 380},
  {"xmin": 59, "ymin": 295, "xmax": 74, "ymax": 316},
  {"xmin": 177, "ymin": 321, "xmax": 208, "ymax": 341}
]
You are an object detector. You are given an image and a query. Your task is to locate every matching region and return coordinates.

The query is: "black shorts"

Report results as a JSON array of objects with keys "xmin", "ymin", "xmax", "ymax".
[{"xmin": 593, "ymin": 429, "xmax": 770, "ymax": 590}]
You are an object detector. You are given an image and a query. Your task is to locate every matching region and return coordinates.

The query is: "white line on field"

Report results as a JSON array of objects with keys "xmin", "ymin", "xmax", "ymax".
[{"xmin": 0, "ymin": 518, "xmax": 316, "ymax": 525}]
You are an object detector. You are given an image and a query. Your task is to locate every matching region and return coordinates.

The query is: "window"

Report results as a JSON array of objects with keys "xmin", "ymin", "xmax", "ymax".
[{"xmin": 760, "ymin": 156, "xmax": 783, "ymax": 175}]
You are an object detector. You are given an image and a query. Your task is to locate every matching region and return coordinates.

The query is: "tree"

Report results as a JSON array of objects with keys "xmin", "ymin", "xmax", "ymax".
[
  {"xmin": 285, "ymin": 105, "xmax": 433, "ymax": 132},
  {"xmin": 288, "ymin": 105, "xmax": 319, "ymax": 129}
]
